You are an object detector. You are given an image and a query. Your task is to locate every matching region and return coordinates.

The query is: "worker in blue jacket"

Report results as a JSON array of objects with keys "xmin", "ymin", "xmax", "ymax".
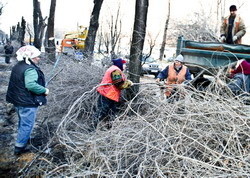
[
  {"xmin": 156, "ymin": 55, "xmax": 192, "ymax": 82},
  {"xmin": 156, "ymin": 54, "xmax": 192, "ymax": 97}
]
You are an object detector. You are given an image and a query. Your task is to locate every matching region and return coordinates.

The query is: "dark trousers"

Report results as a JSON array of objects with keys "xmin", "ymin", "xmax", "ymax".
[
  {"xmin": 92, "ymin": 94, "xmax": 117, "ymax": 129},
  {"xmin": 5, "ymin": 55, "xmax": 11, "ymax": 64}
]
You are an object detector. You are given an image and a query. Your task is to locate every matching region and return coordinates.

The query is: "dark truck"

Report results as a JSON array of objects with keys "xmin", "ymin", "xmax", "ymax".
[{"xmin": 176, "ymin": 36, "xmax": 250, "ymax": 86}]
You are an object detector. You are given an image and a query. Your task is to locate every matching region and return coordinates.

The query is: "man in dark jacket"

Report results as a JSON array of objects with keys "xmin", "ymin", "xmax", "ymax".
[
  {"xmin": 4, "ymin": 41, "xmax": 14, "ymax": 64},
  {"xmin": 6, "ymin": 45, "xmax": 49, "ymax": 155}
]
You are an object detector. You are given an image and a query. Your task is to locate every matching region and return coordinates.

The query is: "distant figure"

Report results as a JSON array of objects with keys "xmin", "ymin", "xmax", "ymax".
[
  {"xmin": 6, "ymin": 45, "xmax": 49, "ymax": 155},
  {"xmin": 4, "ymin": 41, "xmax": 14, "ymax": 64},
  {"xmin": 220, "ymin": 5, "xmax": 246, "ymax": 44},
  {"xmin": 156, "ymin": 54, "xmax": 192, "ymax": 98}
]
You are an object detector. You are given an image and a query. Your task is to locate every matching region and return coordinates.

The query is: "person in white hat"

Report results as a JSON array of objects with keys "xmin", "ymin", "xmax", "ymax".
[
  {"xmin": 6, "ymin": 45, "xmax": 49, "ymax": 155},
  {"xmin": 156, "ymin": 54, "xmax": 192, "ymax": 97}
]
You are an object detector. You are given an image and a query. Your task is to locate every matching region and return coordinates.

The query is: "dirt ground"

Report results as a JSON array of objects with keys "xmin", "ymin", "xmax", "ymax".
[{"xmin": 0, "ymin": 55, "xmax": 20, "ymax": 176}]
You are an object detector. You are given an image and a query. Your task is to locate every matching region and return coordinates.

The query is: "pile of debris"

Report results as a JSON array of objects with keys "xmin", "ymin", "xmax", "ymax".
[
  {"xmin": 23, "ymin": 67, "xmax": 250, "ymax": 177},
  {"xmin": 1, "ymin": 54, "xmax": 250, "ymax": 177}
]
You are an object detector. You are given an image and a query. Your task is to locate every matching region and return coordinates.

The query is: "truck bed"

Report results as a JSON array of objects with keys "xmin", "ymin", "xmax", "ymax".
[{"xmin": 176, "ymin": 36, "xmax": 250, "ymax": 75}]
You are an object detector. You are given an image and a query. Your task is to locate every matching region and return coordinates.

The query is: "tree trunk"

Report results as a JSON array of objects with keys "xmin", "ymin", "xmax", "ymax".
[
  {"xmin": 126, "ymin": 0, "xmax": 149, "ymax": 100},
  {"xmin": 20, "ymin": 17, "xmax": 26, "ymax": 45},
  {"xmin": 33, "ymin": 0, "xmax": 47, "ymax": 50},
  {"xmin": 9, "ymin": 28, "xmax": 11, "ymax": 41},
  {"xmin": 26, "ymin": 24, "xmax": 33, "ymax": 45},
  {"xmin": 0, "ymin": 2, "xmax": 3, "ymax": 16},
  {"xmin": 45, "ymin": 0, "xmax": 56, "ymax": 61},
  {"xmin": 159, "ymin": 0, "xmax": 170, "ymax": 61},
  {"xmin": 10, "ymin": 24, "xmax": 18, "ymax": 41},
  {"xmin": 83, "ymin": 0, "xmax": 104, "ymax": 60}
]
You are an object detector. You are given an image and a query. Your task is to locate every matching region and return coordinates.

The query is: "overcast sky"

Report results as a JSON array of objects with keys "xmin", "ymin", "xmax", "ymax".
[{"xmin": 0, "ymin": 0, "xmax": 249, "ymax": 43}]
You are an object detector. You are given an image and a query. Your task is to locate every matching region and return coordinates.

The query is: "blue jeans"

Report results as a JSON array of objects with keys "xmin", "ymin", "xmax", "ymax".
[
  {"xmin": 228, "ymin": 74, "xmax": 250, "ymax": 94},
  {"xmin": 5, "ymin": 54, "xmax": 11, "ymax": 64},
  {"xmin": 15, "ymin": 106, "xmax": 38, "ymax": 147}
]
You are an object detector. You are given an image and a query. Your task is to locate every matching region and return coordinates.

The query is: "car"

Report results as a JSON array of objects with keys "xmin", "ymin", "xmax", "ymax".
[{"xmin": 141, "ymin": 56, "xmax": 161, "ymax": 77}]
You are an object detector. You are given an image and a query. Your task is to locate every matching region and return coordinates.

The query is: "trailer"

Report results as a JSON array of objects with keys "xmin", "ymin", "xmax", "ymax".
[{"xmin": 176, "ymin": 36, "xmax": 250, "ymax": 77}]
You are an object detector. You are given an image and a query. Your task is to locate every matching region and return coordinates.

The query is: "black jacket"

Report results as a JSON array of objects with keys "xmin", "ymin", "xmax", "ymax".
[
  {"xmin": 6, "ymin": 60, "xmax": 47, "ymax": 107},
  {"xmin": 4, "ymin": 45, "xmax": 14, "ymax": 54}
]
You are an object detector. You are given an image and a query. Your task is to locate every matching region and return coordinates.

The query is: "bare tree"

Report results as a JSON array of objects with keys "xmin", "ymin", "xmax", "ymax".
[
  {"xmin": 99, "ymin": 6, "xmax": 122, "ymax": 58},
  {"xmin": 26, "ymin": 23, "xmax": 34, "ymax": 45},
  {"xmin": 8, "ymin": 17, "xmax": 25, "ymax": 44},
  {"xmin": 83, "ymin": 0, "xmax": 104, "ymax": 60},
  {"xmin": 10, "ymin": 23, "xmax": 19, "ymax": 41},
  {"xmin": 215, "ymin": 0, "xmax": 227, "ymax": 35},
  {"xmin": 9, "ymin": 27, "xmax": 12, "ymax": 41},
  {"xmin": 159, "ymin": 0, "xmax": 171, "ymax": 61},
  {"xmin": 96, "ymin": 26, "xmax": 103, "ymax": 53},
  {"xmin": 144, "ymin": 31, "xmax": 159, "ymax": 60},
  {"xmin": 19, "ymin": 17, "xmax": 26, "ymax": 45},
  {"xmin": 110, "ymin": 7, "xmax": 122, "ymax": 59},
  {"xmin": 45, "ymin": 0, "xmax": 57, "ymax": 61},
  {"xmin": 0, "ymin": 30, "xmax": 5, "ymax": 43},
  {"xmin": 126, "ymin": 0, "xmax": 149, "ymax": 100},
  {"xmin": 169, "ymin": 9, "xmax": 218, "ymax": 44},
  {"xmin": 33, "ymin": 0, "xmax": 47, "ymax": 50},
  {"xmin": 102, "ymin": 30, "xmax": 110, "ymax": 54},
  {"xmin": 0, "ymin": 2, "xmax": 4, "ymax": 16}
]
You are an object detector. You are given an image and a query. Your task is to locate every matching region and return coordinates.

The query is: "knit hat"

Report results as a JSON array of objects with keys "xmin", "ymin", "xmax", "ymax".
[
  {"xmin": 112, "ymin": 58, "xmax": 126, "ymax": 71},
  {"xmin": 16, "ymin": 45, "xmax": 41, "ymax": 65},
  {"xmin": 174, "ymin": 54, "xmax": 184, "ymax": 63},
  {"xmin": 229, "ymin": 5, "xmax": 237, "ymax": 11}
]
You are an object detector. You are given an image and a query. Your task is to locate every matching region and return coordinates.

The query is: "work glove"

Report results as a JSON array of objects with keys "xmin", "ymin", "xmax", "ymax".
[
  {"xmin": 220, "ymin": 36, "xmax": 226, "ymax": 42},
  {"xmin": 127, "ymin": 80, "xmax": 133, "ymax": 87},
  {"xmin": 45, "ymin": 88, "xmax": 49, "ymax": 96},
  {"xmin": 233, "ymin": 36, "xmax": 238, "ymax": 42},
  {"xmin": 120, "ymin": 80, "xmax": 133, "ymax": 89},
  {"xmin": 157, "ymin": 81, "xmax": 165, "ymax": 86}
]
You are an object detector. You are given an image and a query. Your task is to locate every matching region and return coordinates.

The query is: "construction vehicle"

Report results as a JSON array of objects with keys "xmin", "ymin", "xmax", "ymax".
[{"xmin": 61, "ymin": 26, "xmax": 88, "ymax": 54}]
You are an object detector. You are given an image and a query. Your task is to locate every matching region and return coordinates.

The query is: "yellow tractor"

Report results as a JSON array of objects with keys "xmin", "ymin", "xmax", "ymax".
[{"xmin": 61, "ymin": 26, "xmax": 88, "ymax": 54}]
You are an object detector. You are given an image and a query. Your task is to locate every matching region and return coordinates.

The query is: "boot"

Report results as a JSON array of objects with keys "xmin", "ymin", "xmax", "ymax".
[{"xmin": 14, "ymin": 146, "xmax": 30, "ymax": 156}]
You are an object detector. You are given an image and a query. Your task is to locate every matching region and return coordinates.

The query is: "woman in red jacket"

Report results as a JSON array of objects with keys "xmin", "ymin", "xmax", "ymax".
[{"xmin": 92, "ymin": 58, "xmax": 133, "ymax": 130}]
